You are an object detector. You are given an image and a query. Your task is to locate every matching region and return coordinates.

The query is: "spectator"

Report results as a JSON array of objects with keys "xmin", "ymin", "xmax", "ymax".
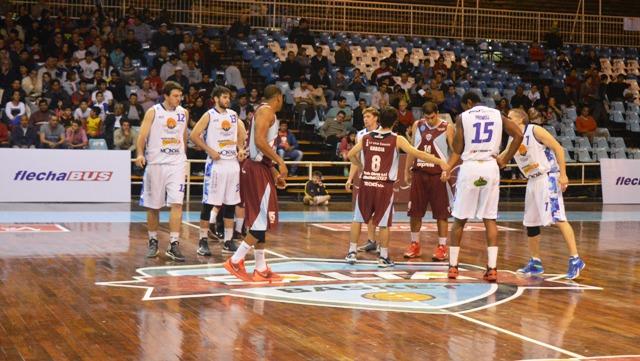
[
  {"xmin": 544, "ymin": 22, "xmax": 563, "ymax": 50},
  {"xmin": 348, "ymin": 69, "xmax": 368, "ymax": 98},
  {"xmin": 79, "ymin": 52, "xmax": 99, "ymax": 82},
  {"xmin": 527, "ymin": 107, "xmax": 545, "ymax": 126},
  {"xmin": 0, "ymin": 58, "xmax": 18, "ymax": 90},
  {"xmin": 224, "ymin": 65, "xmax": 245, "ymax": 93},
  {"xmin": 70, "ymin": 80, "xmax": 91, "ymax": 106},
  {"xmin": 303, "ymin": 171, "xmax": 331, "ymax": 206},
  {"xmin": 103, "ymin": 103, "xmax": 126, "ymax": 149},
  {"xmin": 120, "ymin": 56, "xmax": 138, "ymax": 84},
  {"xmin": 432, "ymin": 57, "xmax": 448, "ymax": 77},
  {"xmin": 59, "ymin": 105, "xmax": 74, "ymax": 128},
  {"xmin": 557, "ymin": 84, "xmax": 578, "ymax": 108},
  {"xmin": 334, "ymin": 42, "xmax": 353, "ymax": 70},
  {"xmin": 91, "ymin": 80, "xmax": 114, "ymax": 105},
  {"xmin": 39, "ymin": 116, "xmax": 66, "ymax": 149},
  {"xmin": 352, "ymin": 99, "xmax": 367, "ymax": 130},
  {"xmin": 0, "ymin": 122, "xmax": 8, "ymax": 147},
  {"xmin": 167, "ymin": 67, "xmax": 190, "ymax": 92},
  {"xmin": 529, "ymin": 41, "xmax": 545, "ymax": 62},
  {"xmin": 190, "ymin": 96, "xmax": 207, "ymax": 123},
  {"xmin": 30, "ymin": 99, "xmax": 53, "ymax": 127},
  {"xmin": 497, "ymin": 98, "xmax": 511, "ymax": 117},
  {"xmin": 338, "ymin": 130, "xmax": 357, "ymax": 160},
  {"xmin": 575, "ymin": 106, "xmax": 600, "ymax": 141},
  {"xmin": 371, "ymin": 60, "xmax": 393, "ymax": 86},
  {"xmin": 94, "ymin": 92, "xmax": 110, "ymax": 116},
  {"xmin": 22, "ymin": 68, "xmax": 42, "ymax": 98},
  {"xmin": 10, "ymin": 115, "xmax": 37, "ymax": 148},
  {"xmin": 372, "ymin": 83, "xmax": 390, "ymax": 109},
  {"xmin": 564, "ymin": 68, "xmax": 580, "ymax": 90},
  {"xmin": 394, "ymin": 72, "xmax": 415, "ymax": 92},
  {"xmin": 4, "ymin": 91, "xmax": 30, "ymax": 126},
  {"xmin": 124, "ymin": 93, "xmax": 144, "ymax": 126},
  {"xmin": 332, "ymin": 70, "xmax": 349, "ymax": 96},
  {"xmin": 85, "ymin": 106, "xmax": 102, "ymax": 138},
  {"xmin": 74, "ymin": 100, "xmax": 92, "ymax": 122},
  {"xmin": 545, "ymin": 97, "xmax": 563, "ymax": 127},
  {"xmin": 557, "ymin": 52, "xmax": 572, "ymax": 71},
  {"xmin": 151, "ymin": 46, "xmax": 169, "ymax": 72},
  {"xmin": 65, "ymin": 119, "xmax": 88, "ymax": 149},
  {"xmin": 73, "ymin": 39, "xmax": 88, "ymax": 61},
  {"xmin": 289, "ymin": 18, "xmax": 315, "ymax": 46},
  {"xmin": 248, "ymin": 87, "xmax": 262, "ymax": 109},
  {"xmin": 177, "ymin": 51, "xmax": 190, "ymax": 69},
  {"xmin": 121, "ymin": 30, "xmax": 142, "ymax": 60},
  {"xmin": 424, "ymin": 80, "xmax": 445, "ymax": 107},
  {"xmin": 151, "ymin": 23, "xmax": 175, "ymax": 51},
  {"xmin": 510, "ymin": 85, "xmax": 532, "ymax": 109},
  {"xmin": 397, "ymin": 54, "xmax": 415, "ymax": 75},
  {"xmin": 145, "ymin": 67, "xmax": 163, "ymax": 91},
  {"xmin": 527, "ymin": 84, "xmax": 541, "ymax": 104},
  {"xmin": 185, "ymin": 59, "xmax": 202, "ymax": 85},
  {"xmin": 310, "ymin": 46, "xmax": 330, "ymax": 74},
  {"xmin": 113, "ymin": 119, "xmax": 138, "ymax": 152},
  {"xmin": 319, "ymin": 110, "xmax": 348, "ymax": 145},
  {"xmin": 128, "ymin": 17, "xmax": 152, "ymax": 44},
  {"xmin": 295, "ymin": 47, "xmax": 311, "ymax": 69},
  {"xmin": 47, "ymin": 79, "xmax": 71, "ymax": 110},
  {"xmin": 539, "ymin": 84, "xmax": 552, "ymax": 106},
  {"xmin": 326, "ymin": 96, "xmax": 353, "ymax": 124},
  {"xmin": 607, "ymin": 74, "xmax": 628, "ymax": 102},
  {"xmin": 138, "ymin": 79, "xmax": 159, "ymax": 111},
  {"xmin": 279, "ymin": 51, "xmax": 304, "ymax": 86},
  {"xmin": 276, "ymin": 122, "xmax": 303, "ymax": 175},
  {"xmin": 231, "ymin": 94, "xmax": 254, "ymax": 125},
  {"xmin": 62, "ymin": 71, "xmax": 79, "ymax": 96},
  {"xmin": 395, "ymin": 98, "xmax": 414, "ymax": 137},
  {"xmin": 228, "ymin": 14, "xmax": 251, "ymax": 40},
  {"xmin": 442, "ymin": 85, "xmax": 462, "ymax": 117},
  {"xmin": 108, "ymin": 70, "xmax": 128, "ymax": 103}
]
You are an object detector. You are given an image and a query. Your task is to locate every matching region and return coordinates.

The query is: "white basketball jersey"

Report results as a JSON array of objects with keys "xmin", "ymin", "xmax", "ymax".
[
  {"xmin": 145, "ymin": 103, "xmax": 188, "ymax": 165},
  {"xmin": 356, "ymin": 126, "xmax": 380, "ymax": 143},
  {"xmin": 460, "ymin": 105, "xmax": 503, "ymax": 161},
  {"xmin": 205, "ymin": 107, "xmax": 239, "ymax": 160},
  {"xmin": 248, "ymin": 103, "xmax": 279, "ymax": 164},
  {"xmin": 513, "ymin": 124, "xmax": 559, "ymax": 178}
]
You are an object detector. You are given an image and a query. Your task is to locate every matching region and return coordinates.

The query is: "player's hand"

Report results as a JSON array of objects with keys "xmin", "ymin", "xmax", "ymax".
[
  {"xmin": 278, "ymin": 161, "xmax": 288, "ymax": 179},
  {"xmin": 404, "ymin": 170, "xmax": 412, "ymax": 187},
  {"xmin": 495, "ymin": 156, "xmax": 508, "ymax": 169},
  {"xmin": 345, "ymin": 179, "xmax": 352, "ymax": 191},
  {"xmin": 237, "ymin": 149, "xmax": 247, "ymax": 161},
  {"xmin": 440, "ymin": 170, "xmax": 450, "ymax": 182},
  {"xmin": 208, "ymin": 149, "xmax": 221, "ymax": 160},
  {"xmin": 559, "ymin": 174, "xmax": 569, "ymax": 192},
  {"xmin": 134, "ymin": 155, "xmax": 146, "ymax": 168},
  {"xmin": 275, "ymin": 176, "xmax": 287, "ymax": 189},
  {"xmin": 440, "ymin": 160, "xmax": 451, "ymax": 172}
]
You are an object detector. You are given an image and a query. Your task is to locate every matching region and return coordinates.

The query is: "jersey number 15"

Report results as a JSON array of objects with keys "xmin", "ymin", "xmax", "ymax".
[{"xmin": 471, "ymin": 121, "xmax": 495, "ymax": 144}]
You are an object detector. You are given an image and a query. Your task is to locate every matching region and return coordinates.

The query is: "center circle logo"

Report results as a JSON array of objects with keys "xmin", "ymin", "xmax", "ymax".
[
  {"xmin": 362, "ymin": 291, "xmax": 434, "ymax": 302},
  {"xmin": 167, "ymin": 118, "xmax": 177, "ymax": 129},
  {"xmin": 221, "ymin": 119, "xmax": 232, "ymax": 131}
]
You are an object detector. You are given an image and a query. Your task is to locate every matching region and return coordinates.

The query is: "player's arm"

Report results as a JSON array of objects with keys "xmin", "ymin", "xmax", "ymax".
[
  {"xmin": 397, "ymin": 136, "xmax": 450, "ymax": 171},
  {"xmin": 345, "ymin": 158, "xmax": 359, "ymax": 190},
  {"xmin": 183, "ymin": 109, "xmax": 189, "ymax": 153},
  {"xmin": 135, "ymin": 107, "xmax": 155, "ymax": 167},
  {"xmin": 496, "ymin": 115, "xmax": 524, "ymax": 168},
  {"xmin": 347, "ymin": 139, "xmax": 364, "ymax": 171},
  {"xmin": 189, "ymin": 112, "xmax": 219, "ymax": 160},
  {"xmin": 533, "ymin": 125, "xmax": 569, "ymax": 191},
  {"xmin": 404, "ymin": 121, "xmax": 419, "ymax": 185},
  {"xmin": 450, "ymin": 115, "xmax": 464, "ymax": 160},
  {"xmin": 236, "ymin": 119, "xmax": 247, "ymax": 161},
  {"xmin": 254, "ymin": 106, "xmax": 287, "ymax": 178}
]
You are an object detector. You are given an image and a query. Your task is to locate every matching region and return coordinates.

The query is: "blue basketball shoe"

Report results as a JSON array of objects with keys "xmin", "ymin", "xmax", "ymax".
[
  {"xmin": 517, "ymin": 258, "xmax": 544, "ymax": 276},
  {"xmin": 566, "ymin": 256, "xmax": 585, "ymax": 280}
]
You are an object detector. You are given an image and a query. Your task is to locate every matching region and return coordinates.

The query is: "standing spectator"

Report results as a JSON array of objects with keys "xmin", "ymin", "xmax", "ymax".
[
  {"xmin": 4, "ymin": 91, "xmax": 30, "ymax": 126},
  {"xmin": 529, "ymin": 41, "xmax": 545, "ymax": 62},
  {"xmin": 113, "ymin": 119, "xmax": 138, "ymax": 152},
  {"xmin": 124, "ymin": 93, "xmax": 144, "ymax": 126},
  {"xmin": 544, "ymin": 22, "xmax": 563, "ymax": 50},
  {"xmin": 289, "ymin": 18, "xmax": 315, "ymax": 46},
  {"xmin": 39, "ymin": 116, "xmax": 66, "ymax": 149},
  {"xmin": 319, "ymin": 110, "xmax": 348, "ymax": 144},
  {"xmin": 510, "ymin": 85, "xmax": 532, "ymax": 109},
  {"xmin": 10, "ymin": 115, "xmax": 37, "ymax": 148},
  {"xmin": 84, "ymin": 107, "xmax": 102, "ymax": 139},
  {"xmin": 279, "ymin": 51, "xmax": 304, "ymax": 86},
  {"xmin": 227, "ymin": 14, "xmax": 251, "ymax": 40},
  {"xmin": 30, "ymin": 99, "xmax": 53, "ymax": 127},
  {"xmin": 138, "ymin": 79, "xmax": 159, "ymax": 111},
  {"xmin": 275, "ymin": 121, "xmax": 304, "ymax": 175},
  {"xmin": 442, "ymin": 85, "xmax": 462, "ymax": 117},
  {"xmin": 65, "ymin": 120, "xmax": 88, "ymax": 149},
  {"xmin": 303, "ymin": 171, "xmax": 331, "ymax": 206},
  {"xmin": 310, "ymin": 46, "xmax": 330, "ymax": 74},
  {"xmin": 334, "ymin": 42, "xmax": 353, "ymax": 70}
]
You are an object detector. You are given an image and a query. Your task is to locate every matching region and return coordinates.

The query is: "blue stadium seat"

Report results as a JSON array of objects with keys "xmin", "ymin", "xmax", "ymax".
[
  {"xmin": 341, "ymin": 91, "xmax": 358, "ymax": 108},
  {"xmin": 564, "ymin": 107, "xmax": 578, "ymax": 121},
  {"xmin": 593, "ymin": 148, "xmax": 609, "ymax": 161},
  {"xmin": 610, "ymin": 110, "xmax": 625, "ymax": 124},
  {"xmin": 574, "ymin": 137, "xmax": 592, "ymax": 151},
  {"xmin": 564, "ymin": 148, "xmax": 576, "ymax": 163},
  {"xmin": 611, "ymin": 101, "xmax": 625, "ymax": 112},
  {"xmin": 576, "ymin": 149, "xmax": 593, "ymax": 162},
  {"xmin": 89, "ymin": 139, "xmax": 108, "ymax": 150},
  {"xmin": 358, "ymin": 92, "xmax": 372, "ymax": 106}
]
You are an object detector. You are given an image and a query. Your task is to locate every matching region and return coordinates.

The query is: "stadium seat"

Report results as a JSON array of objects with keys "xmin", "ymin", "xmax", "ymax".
[
  {"xmin": 358, "ymin": 92, "xmax": 372, "ymax": 105},
  {"xmin": 592, "ymin": 137, "xmax": 610, "ymax": 151},
  {"xmin": 575, "ymin": 149, "xmax": 593, "ymax": 162},
  {"xmin": 596, "ymin": 127, "xmax": 611, "ymax": 138},
  {"xmin": 610, "ymin": 110, "xmax": 625, "ymax": 124},
  {"xmin": 558, "ymin": 137, "xmax": 574, "ymax": 151},
  {"xmin": 593, "ymin": 148, "xmax": 609, "ymax": 161},
  {"xmin": 543, "ymin": 125, "xmax": 558, "ymax": 138},
  {"xmin": 611, "ymin": 101, "xmax": 625, "ymax": 112},
  {"xmin": 610, "ymin": 137, "xmax": 627, "ymax": 151},
  {"xmin": 89, "ymin": 139, "xmax": 108, "ymax": 150},
  {"xmin": 629, "ymin": 119, "xmax": 640, "ymax": 132},
  {"xmin": 341, "ymin": 91, "xmax": 358, "ymax": 108},
  {"xmin": 627, "ymin": 102, "xmax": 640, "ymax": 113},
  {"xmin": 574, "ymin": 137, "xmax": 592, "ymax": 151},
  {"xmin": 564, "ymin": 148, "xmax": 576, "ymax": 163},
  {"xmin": 626, "ymin": 149, "xmax": 640, "ymax": 159},
  {"xmin": 560, "ymin": 124, "xmax": 576, "ymax": 139}
]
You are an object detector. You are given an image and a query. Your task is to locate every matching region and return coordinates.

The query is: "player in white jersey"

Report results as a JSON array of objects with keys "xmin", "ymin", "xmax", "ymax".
[
  {"xmin": 345, "ymin": 107, "xmax": 380, "ymax": 254},
  {"xmin": 446, "ymin": 92, "xmax": 523, "ymax": 282},
  {"xmin": 135, "ymin": 81, "xmax": 189, "ymax": 262},
  {"xmin": 504, "ymin": 109, "xmax": 585, "ymax": 279},
  {"xmin": 190, "ymin": 86, "xmax": 247, "ymax": 257}
]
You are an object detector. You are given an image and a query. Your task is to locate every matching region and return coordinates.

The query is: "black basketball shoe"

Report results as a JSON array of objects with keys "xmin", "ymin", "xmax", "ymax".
[
  {"xmin": 166, "ymin": 242, "xmax": 186, "ymax": 262},
  {"xmin": 146, "ymin": 238, "xmax": 159, "ymax": 258}
]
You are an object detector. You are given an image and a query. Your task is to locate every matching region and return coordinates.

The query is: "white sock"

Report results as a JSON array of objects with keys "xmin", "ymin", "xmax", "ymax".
[
  {"xmin": 532, "ymin": 256, "xmax": 541, "ymax": 261},
  {"xmin": 487, "ymin": 246, "xmax": 498, "ymax": 268},
  {"xmin": 199, "ymin": 228, "xmax": 208, "ymax": 239},
  {"xmin": 380, "ymin": 247, "xmax": 388, "ymax": 258},
  {"xmin": 349, "ymin": 242, "xmax": 357, "ymax": 253},
  {"xmin": 254, "ymin": 249, "xmax": 267, "ymax": 271},
  {"xmin": 235, "ymin": 218, "xmax": 244, "ymax": 232},
  {"xmin": 148, "ymin": 231, "xmax": 158, "ymax": 240},
  {"xmin": 224, "ymin": 227, "xmax": 233, "ymax": 241},
  {"xmin": 209, "ymin": 207, "xmax": 219, "ymax": 223},
  {"xmin": 169, "ymin": 232, "xmax": 179, "ymax": 244},
  {"xmin": 410, "ymin": 232, "xmax": 419, "ymax": 243},
  {"xmin": 449, "ymin": 246, "xmax": 460, "ymax": 266},
  {"xmin": 231, "ymin": 241, "xmax": 252, "ymax": 263},
  {"xmin": 570, "ymin": 253, "xmax": 579, "ymax": 258},
  {"xmin": 438, "ymin": 237, "xmax": 447, "ymax": 246}
]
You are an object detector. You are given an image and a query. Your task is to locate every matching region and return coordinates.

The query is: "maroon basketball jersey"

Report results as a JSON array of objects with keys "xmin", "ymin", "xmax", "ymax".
[
  {"xmin": 412, "ymin": 119, "xmax": 449, "ymax": 175},
  {"xmin": 246, "ymin": 103, "xmax": 278, "ymax": 167},
  {"xmin": 360, "ymin": 131, "xmax": 399, "ymax": 184}
]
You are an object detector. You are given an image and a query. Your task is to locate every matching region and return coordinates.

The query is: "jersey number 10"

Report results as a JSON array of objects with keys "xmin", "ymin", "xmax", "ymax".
[{"xmin": 471, "ymin": 121, "xmax": 494, "ymax": 144}]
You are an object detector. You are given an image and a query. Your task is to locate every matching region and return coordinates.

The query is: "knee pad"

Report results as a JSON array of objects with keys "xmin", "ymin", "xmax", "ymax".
[
  {"xmin": 223, "ymin": 204, "xmax": 236, "ymax": 219},
  {"xmin": 249, "ymin": 230, "xmax": 266, "ymax": 243},
  {"xmin": 527, "ymin": 226, "xmax": 541, "ymax": 237},
  {"xmin": 200, "ymin": 203, "xmax": 214, "ymax": 221}
]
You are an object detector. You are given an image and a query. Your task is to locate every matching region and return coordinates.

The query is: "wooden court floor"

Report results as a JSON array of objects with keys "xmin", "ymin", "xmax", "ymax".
[{"xmin": 0, "ymin": 202, "xmax": 639, "ymax": 361}]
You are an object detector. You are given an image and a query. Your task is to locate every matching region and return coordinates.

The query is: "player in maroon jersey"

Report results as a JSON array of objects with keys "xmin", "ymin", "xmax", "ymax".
[
  {"xmin": 404, "ymin": 102, "xmax": 460, "ymax": 261},
  {"xmin": 344, "ymin": 107, "xmax": 451, "ymax": 267}
]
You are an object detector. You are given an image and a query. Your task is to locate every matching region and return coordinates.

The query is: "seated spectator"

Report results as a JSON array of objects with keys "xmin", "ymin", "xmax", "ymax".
[
  {"xmin": 394, "ymin": 72, "xmax": 415, "ymax": 91},
  {"xmin": 190, "ymin": 96, "xmax": 207, "ymax": 124},
  {"xmin": 527, "ymin": 107, "xmax": 545, "ymax": 126},
  {"xmin": 319, "ymin": 110, "xmax": 349, "ymax": 145},
  {"xmin": 113, "ymin": 119, "xmax": 138, "ymax": 152},
  {"xmin": 120, "ymin": 56, "xmax": 138, "ymax": 84},
  {"xmin": 94, "ymin": 92, "xmax": 110, "ymax": 117},
  {"xmin": 310, "ymin": 67, "xmax": 334, "ymax": 104},
  {"xmin": 145, "ymin": 68, "xmax": 164, "ymax": 92},
  {"xmin": 424, "ymin": 80, "xmax": 445, "ymax": 107},
  {"xmin": 121, "ymin": 30, "xmax": 142, "ymax": 60},
  {"xmin": 10, "ymin": 115, "xmax": 37, "ymax": 148},
  {"xmin": 290, "ymin": 18, "xmax": 315, "ymax": 46},
  {"xmin": 71, "ymin": 81, "xmax": 92, "ymax": 106},
  {"xmin": 124, "ymin": 93, "xmax": 144, "ymax": 126},
  {"xmin": 545, "ymin": 97, "xmax": 563, "ymax": 126},
  {"xmin": 185, "ymin": 59, "xmax": 203, "ymax": 85},
  {"xmin": 92, "ymin": 80, "xmax": 114, "ymax": 105},
  {"xmin": 326, "ymin": 96, "xmax": 353, "ymax": 124},
  {"xmin": 557, "ymin": 52, "xmax": 572, "ymax": 71},
  {"xmin": 395, "ymin": 98, "xmax": 414, "ymax": 137},
  {"xmin": 4, "ymin": 91, "xmax": 30, "ymax": 126},
  {"xmin": 303, "ymin": 171, "xmax": 331, "ymax": 206},
  {"xmin": 397, "ymin": 54, "xmax": 415, "ymax": 75},
  {"xmin": 332, "ymin": 70, "xmax": 349, "ymax": 95},
  {"xmin": 59, "ymin": 106, "xmax": 74, "ymax": 128},
  {"xmin": 371, "ymin": 83, "xmax": 390, "ymax": 109},
  {"xmin": 65, "ymin": 120, "xmax": 88, "ymax": 149},
  {"xmin": 248, "ymin": 87, "xmax": 262, "ymax": 109},
  {"xmin": 557, "ymin": 84, "xmax": 578, "ymax": 108},
  {"xmin": 22, "ymin": 68, "xmax": 42, "ymax": 98},
  {"xmin": 0, "ymin": 122, "xmax": 9, "ymax": 148},
  {"xmin": 108, "ymin": 71, "xmax": 128, "ymax": 103},
  {"xmin": 160, "ymin": 55, "xmax": 179, "ymax": 82},
  {"xmin": 432, "ymin": 57, "xmax": 448, "ymax": 78},
  {"xmin": 224, "ymin": 65, "xmax": 246, "ymax": 93},
  {"xmin": 575, "ymin": 106, "xmax": 600, "ymax": 141},
  {"xmin": 79, "ymin": 52, "xmax": 99, "ymax": 82},
  {"xmin": 348, "ymin": 71, "xmax": 367, "ymax": 99},
  {"xmin": 295, "ymin": 47, "xmax": 311, "ymax": 70},
  {"xmin": 74, "ymin": 100, "xmax": 92, "ymax": 122},
  {"xmin": 334, "ymin": 42, "xmax": 353, "ymax": 70},
  {"xmin": 527, "ymin": 84, "xmax": 541, "ymax": 104},
  {"xmin": 128, "ymin": 16, "xmax": 152, "ymax": 44},
  {"xmin": 338, "ymin": 130, "xmax": 357, "ymax": 161},
  {"xmin": 275, "ymin": 122, "xmax": 303, "ymax": 175},
  {"xmin": 138, "ymin": 79, "xmax": 159, "ymax": 111},
  {"xmin": 442, "ymin": 85, "xmax": 462, "ymax": 117},
  {"xmin": 166, "ymin": 67, "xmax": 190, "ymax": 93},
  {"xmin": 85, "ymin": 107, "xmax": 103, "ymax": 138},
  {"xmin": 151, "ymin": 23, "xmax": 174, "ymax": 51},
  {"xmin": 529, "ymin": 41, "xmax": 545, "ymax": 62},
  {"xmin": 497, "ymin": 97, "xmax": 511, "ymax": 117},
  {"xmin": 293, "ymin": 79, "xmax": 325, "ymax": 127},
  {"xmin": 279, "ymin": 51, "xmax": 304, "ymax": 86},
  {"xmin": 104, "ymin": 103, "xmax": 126, "ymax": 149},
  {"xmin": 510, "ymin": 85, "xmax": 532, "ymax": 109},
  {"xmin": 30, "ymin": 99, "xmax": 53, "ymax": 127},
  {"xmin": 231, "ymin": 94, "xmax": 254, "ymax": 125},
  {"xmin": 372, "ymin": 60, "xmax": 394, "ymax": 86},
  {"xmin": 607, "ymin": 74, "xmax": 629, "ymax": 102},
  {"xmin": 47, "ymin": 80, "xmax": 71, "ymax": 111},
  {"xmin": 62, "ymin": 71, "xmax": 80, "ymax": 96},
  {"xmin": 352, "ymin": 99, "xmax": 367, "ymax": 130},
  {"xmin": 39, "ymin": 116, "xmax": 66, "ymax": 149}
]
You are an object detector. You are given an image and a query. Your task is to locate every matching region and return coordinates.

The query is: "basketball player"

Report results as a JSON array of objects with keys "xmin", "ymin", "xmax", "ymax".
[
  {"xmin": 345, "ymin": 107, "xmax": 380, "ymax": 253},
  {"xmin": 404, "ymin": 102, "xmax": 458, "ymax": 261},
  {"xmin": 345, "ymin": 107, "xmax": 451, "ymax": 267},
  {"xmin": 190, "ymin": 86, "xmax": 247, "ymax": 256},
  {"xmin": 135, "ymin": 81, "xmax": 189, "ymax": 262},
  {"xmin": 504, "ymin": 109, "xmax": 586, "ymax": 279},
  {"xmin": 224, "ymin": 85, "xmax": 287, "ymax": 282},
  {"xmin": 447, "ymin": 92, "xmax": 523, "ymax": 282}
]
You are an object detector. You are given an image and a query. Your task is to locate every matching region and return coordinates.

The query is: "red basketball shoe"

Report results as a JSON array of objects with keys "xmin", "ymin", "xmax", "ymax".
[
  {"xmin": 253, "ymin": 267, "xmax": 284, "ymax": 282},
  {"xmin": 483, "ymin": 267, "xmax": 498, "ymax": 282},
  {"xmin": 403, "ymin": 242, "xmax": 421, "ymax": 258},
  {"xmin": 432, "ymin": 244, "xmax": 449, "ymax": 262},
  {"xmin": 223, "ymin": 258, "xmax": 252, "ymax": 282},
  {"xmin": 448, "ymin": 265, "xmax": 459, "ymax": 279}
]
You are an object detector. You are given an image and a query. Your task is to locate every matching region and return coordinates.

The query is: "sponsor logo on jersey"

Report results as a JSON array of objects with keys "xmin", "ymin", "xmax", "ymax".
[
  {"xmin": 161, "ymin": 138, "xmax": 180, "ymax": 146},
  {"xmin": 13, "ymin": 170, "xmax": 113, "ymax": 182},
  {"xmin": 518, "ymin": 143, "xmax": 528, "ymax": 156},
  {"xmin": 426, "ymin": 134, "xmax": 432, "ymax": 141},
  {"xmin": 221, "ymin": 119, "xmax": 232, "ymax": 131},
  {"xmin": 166, "ymin": 118, "xmax": 177, "ymax": 129}
]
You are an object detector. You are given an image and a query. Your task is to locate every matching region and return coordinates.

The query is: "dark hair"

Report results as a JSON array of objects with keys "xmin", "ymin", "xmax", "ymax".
[
  {"xmin": 263, "ymin": 84, "xmax": 282, "ymax": 100},
  {"xmin": 71, "ymin": 119, "xmax": 82, "ymax": 127},
  {"xmin": 461, "ymin": 91, "xmax": 481, "ymax": 105},
  {"xmin": 422, "ymin": 101, "xmax": 438, "ymax": 114},
  {"xmin": 336, "ymin": 110, "xmax": 346, "ymax": 117},
  {"xmin": 379, "ymin": 107, "xmax": 398, "ymax": 128},
  {"xmin": 337, "ymin": 96, "xmax": 346, "ymax": 102},
  {"xmin": 312, "ymin": 171, "xmax": 322, "ymax": 178},
  {"xmin": 91, "ymin": 106, "xmax": 101, "ymax": 115},
  {"xmin": 38, "ymin": 99, "xmax": 48, "ymax": 106},
  {"xmin": 120, "ymin": 118, "xmax": 131, "ymax": 126},
  {"xmin": 163, "ymin": 80, "xmax": 183, "ymax": 96},
  {"xmin": 211, "ymin": 86, "xmax": 231, "ymax": 99}
]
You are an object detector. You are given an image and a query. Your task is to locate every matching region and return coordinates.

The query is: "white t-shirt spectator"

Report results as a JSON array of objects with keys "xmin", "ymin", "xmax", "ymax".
[
  {"xmin": 293, "ymin": 87, "xmax": 311, "ymax": 101},
  {"xmin": 160, "ymin": 62, "xmax": 176, "ymax": 81},
  {"xmin": 74, "ymin": 107, "xmax": 91, "ymax": 121},
  {"xmin": 4, "ymin": 102, "xmax": 29, "ymax": 122},
  {"xmin": 80, "ymin": 59, "xmax": 99, "ymax": 80},
  {"xmin": 371, "ymin": 91, "xmax": 390, "ymax": 109},
  {"xmin": 91, "ymin": 90, "xmax": 114, "ymax": 104},
  {"xmin": 73, "ymin": 49, "xmax": 87, "ymax": 61}
]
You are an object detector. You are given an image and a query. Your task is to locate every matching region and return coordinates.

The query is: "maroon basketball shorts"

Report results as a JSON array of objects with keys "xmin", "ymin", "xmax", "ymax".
[
  {"xmin": 407, "ymin": 171, "xmax": 451, "ymax": 220},
  {"xmin": 240, "ymin": 160, "xmax": 278, "ymax": 231},
  {"xmin": 353, "ymin": 181, "xmax": 394, "ymax": 227}
]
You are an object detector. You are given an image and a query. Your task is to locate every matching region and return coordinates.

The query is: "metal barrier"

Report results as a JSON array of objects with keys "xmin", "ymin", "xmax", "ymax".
[
  {"xmin": 11, "ymin": 0, "xmax": 640, "ymax": 47},
  {"xmin": 131, "ymin": 160, "xmax": 602, "ymax": 200}
]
